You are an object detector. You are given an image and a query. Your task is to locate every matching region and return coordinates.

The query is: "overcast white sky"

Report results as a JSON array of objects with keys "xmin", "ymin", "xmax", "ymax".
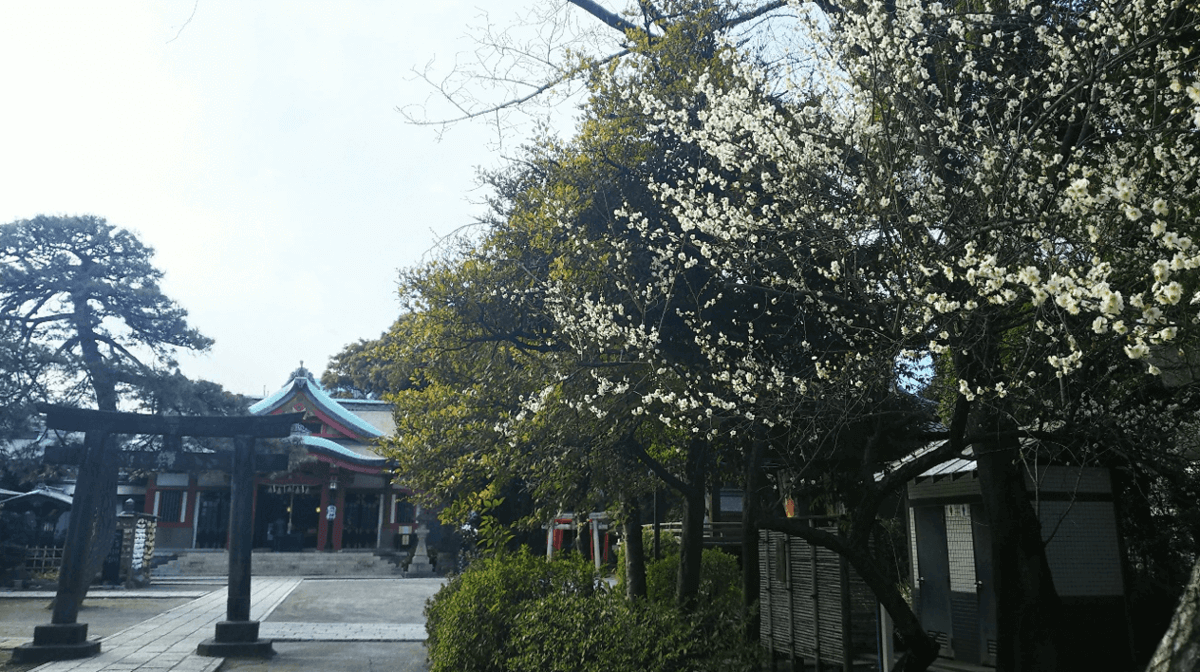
[{"xmin": 0, "ymin": 1, "xmax": 600, "ymax": 398}]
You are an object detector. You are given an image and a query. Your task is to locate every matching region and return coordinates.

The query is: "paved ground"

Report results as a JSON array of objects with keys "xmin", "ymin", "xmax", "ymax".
[
  {"xmin": 262, "ymin": 578, "xmax": 438, "ymax": 625},
  {"xmin": 1, "ymin": 595, "xmax": 211, "ymax": 643},
  {"xmin": 216, "ymin": 643, "xmax": 429, "ymax": 672},
  {"xmin": 0, "ymin": 577, "xmax": 446, "ymax": 672}
]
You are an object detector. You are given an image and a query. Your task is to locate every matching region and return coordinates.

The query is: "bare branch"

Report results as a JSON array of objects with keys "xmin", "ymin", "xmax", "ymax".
[
  {"xmin": 166, "ymin": 0, "xmax": 199, "ymax": 44},
  {"xmin": 399, "ymin": 49, "xmax": 627, "ymax": 129},
  {"xmin": 566, "ymin": 0, "xmax": 645, "ymax": 35}
]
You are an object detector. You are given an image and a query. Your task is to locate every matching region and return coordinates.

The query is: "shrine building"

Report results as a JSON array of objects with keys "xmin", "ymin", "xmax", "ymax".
[{"xmin": 144, "ymin": 368, "xmax": 417, "ymax": 552}]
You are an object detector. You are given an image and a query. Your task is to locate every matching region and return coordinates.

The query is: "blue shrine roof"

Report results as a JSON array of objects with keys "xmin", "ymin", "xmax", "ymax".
[
  {"xmin": 298, "ymin": 435, "xmax": 387, "ymax": 468},
  {"xmin": 249, "ymin": 376, "xmax": 384, "ymax": 440}
]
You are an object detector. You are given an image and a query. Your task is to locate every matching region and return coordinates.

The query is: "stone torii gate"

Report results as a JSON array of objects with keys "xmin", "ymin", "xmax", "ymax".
[{"xmin": 12, "ymin": 404, "xmax": 301, "ymax": 664}]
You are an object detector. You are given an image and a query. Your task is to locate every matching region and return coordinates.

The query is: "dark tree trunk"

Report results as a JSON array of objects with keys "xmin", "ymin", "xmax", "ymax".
[
  {"xmin": 677, "ymin": 437, "xmax": 709, "ymax": 611},
  {"xmin": 960, "ymin": 335, "xmax": 1062, "ymax": 672},
  {"xmin": 742, "ymin": 427, "xmax": 766, "ymax": 641},
  {"xmin": 678, "ymin": 481, "xmax": 706, "ymax": 610},
  {"xmin": 975, "ymin": 439, "xmax": 1061, "ymax": 671},
  {"xmin": 760, "ymin": 517, "xmax": 939, "ymax": 672},
  {"xmin": 653, "ymin": 487, "xmax": 662, "ymax": 560},
  {"xmin": 70, "ymin": 293, "xmax": 120, "ymax": 614},
  {"xmin": 625, "ymin": 434, "xmax": 708, "ymax": 609},
  {"xmin": 71, "ymin": 294, "xmax": 118, "ymax": 413},
  {"xmin": 573, "ymin": 512, "xmax": 586, "ymax": 556},
  {"xmin": 710, "ymin": 473, "xmax": 722, "ymax": 526},
  {"xmin": 623, "ymin": 494, "xmax": 647, "ymax": 600}
]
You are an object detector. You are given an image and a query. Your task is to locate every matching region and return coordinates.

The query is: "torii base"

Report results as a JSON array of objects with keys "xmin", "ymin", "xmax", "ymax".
[
  {"xmin": 196, "ymin": 621, "xmax": 275, "ymax": 658},
  {"xmin": 10, "ymin": 623, "xmax": 101, "ymax": 664}
]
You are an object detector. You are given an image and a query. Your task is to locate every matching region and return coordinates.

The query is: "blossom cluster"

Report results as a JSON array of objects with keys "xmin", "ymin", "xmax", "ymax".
[{"xmin": 533, "ymin": 0, "xmax": 1200, "ymax": 440}]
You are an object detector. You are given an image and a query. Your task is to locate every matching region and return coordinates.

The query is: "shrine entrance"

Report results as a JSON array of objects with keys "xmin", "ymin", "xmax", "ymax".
[
  {"xmin": 254, "ymin": 486, "xmax": 320, "ymax": 550},
  {"xmin": 342, "ymin": 492, "xmax": 380, "ymax": 549},
  {"xmin": 194, "ymin": 491, "xmax": 230, "ymax": 549}
]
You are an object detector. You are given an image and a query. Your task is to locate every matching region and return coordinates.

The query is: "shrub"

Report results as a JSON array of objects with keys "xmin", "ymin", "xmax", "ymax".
[
  {"xmin": 424, "ymin": 549, "xmax": 595, "ymax": 672},
  {"xmin": 614, "ymin": 528, "xmax": 680, "ymax": 585},
  {"xmin": 644, "ymin": 546, "xmax": 743, "ymax": 612},
  {"xmin": 426, "ymin": 542, "xmax": 760, "ymax": 672},
  {"xmin": 508, "ymin": 591, "xmax": 699, "ymax": 672},
  {"xmin": 509, "ymin": 584, "xmax": 760, "ymax": 672}
]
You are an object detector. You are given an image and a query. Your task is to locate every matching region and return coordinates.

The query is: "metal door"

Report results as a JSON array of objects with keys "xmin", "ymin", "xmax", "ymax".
[
  {"xmin": 914, "ymin": 505, "xmax": 953, "ymax": 655},
  {"xmin": 971, "ymin": 503, "xmax": 997, "ymax": 665}
]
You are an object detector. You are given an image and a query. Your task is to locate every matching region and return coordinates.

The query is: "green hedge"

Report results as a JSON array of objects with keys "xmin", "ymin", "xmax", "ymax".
[
  {"xmin": 616, "ymin": 529, "xmax": 743, "ymax": 612},
  {"xmin": 424, "ymin": 549, "xmax": 596, "ymax": 672},
  {"xmin": 426, "ymin": 542, "xmax": 760, "ymax": 672},
  {"xmin": 509, "ymin": 591, "xmax": 712, "ymax": 672}
]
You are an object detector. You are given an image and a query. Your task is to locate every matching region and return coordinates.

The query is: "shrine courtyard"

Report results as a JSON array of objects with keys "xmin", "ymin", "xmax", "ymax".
[{"xmin": 0, "ymin": 577, "xmax": 444, "ymax": 671}]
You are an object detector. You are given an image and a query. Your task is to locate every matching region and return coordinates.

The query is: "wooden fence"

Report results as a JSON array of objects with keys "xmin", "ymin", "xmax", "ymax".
[
  {"xmin": 642, "ymin": 521, "xmax": 744, "ymax": 546},
  {"xmin": 23, "ymin": 546, "xmax": 64, "ymax": 575}
]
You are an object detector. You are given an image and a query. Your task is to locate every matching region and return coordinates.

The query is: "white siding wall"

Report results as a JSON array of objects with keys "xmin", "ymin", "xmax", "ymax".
[
  {"xmin": 945, "ymin": 504, "xmax": 977, "ymax": 593},
  {"xmin": 909, "ymin": 509, "xmax": 920, "ymax": 585}
]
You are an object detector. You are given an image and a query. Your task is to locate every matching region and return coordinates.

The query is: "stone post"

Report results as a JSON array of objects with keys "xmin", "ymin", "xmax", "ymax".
[{"xmin": 408, "ymin": 524, "xmax": 433, "ymax": 575}]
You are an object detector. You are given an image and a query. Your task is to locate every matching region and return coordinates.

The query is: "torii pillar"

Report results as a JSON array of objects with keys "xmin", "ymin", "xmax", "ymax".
[
  {"xmin": 196, "ymin": 434, "xmax": 272, "ymax": 656},
  {"xmin": 12, "ymin": 405, "xmax": 299, "ymax": 664}
]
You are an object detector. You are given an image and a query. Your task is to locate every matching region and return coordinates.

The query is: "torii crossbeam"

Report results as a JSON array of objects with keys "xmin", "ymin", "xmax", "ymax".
[{"xmin": 12, "ymin": 404, "xmax": 301, "ymax": 664}]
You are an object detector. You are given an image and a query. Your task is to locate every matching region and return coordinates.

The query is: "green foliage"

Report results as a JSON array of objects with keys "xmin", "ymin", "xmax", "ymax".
[
  {"xmin": 424, "ymin": 550, "xmax": 596, "ymax": 672},
  {"xmin": 425, "ymin": 545, "xmax": 759, "ymax": 672},
  {"xmin": 615, "ymin": 529, "xmax": 739, "ymax": 612},
  {"xmin": 508, "ymin": 589, "xmax": 758, "ymax": 672},
  {"xmin": 509, "ymin": 592, "xmax": 691, "ymax": 672},
  {"xmin": 614, "ymin": 528, "xmax": 681, "ymax": 594},
  {"xmin": 646, "ymin": 548, "xmax": 742, "ymax": 614},
  {"xmin": 473, "ymin": 497, "xmax": 517, "ymax": 555},
  {"xmin": 130, "ymin": 368, "xmax": 248, "ymax": 416},
  {"xmin": 376, "ymin": 1, "xmax": 763, "ymax": 538},
  {"xmin": 321, "ymin": 314, "xmax": 424, "ymax": 399},
  {"xmin": 0, "ymin": 214, "xmax": 212, "ymax": 412}
]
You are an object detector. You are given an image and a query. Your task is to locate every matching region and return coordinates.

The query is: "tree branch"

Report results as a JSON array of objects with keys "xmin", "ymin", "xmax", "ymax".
[
  {"xmin": 567, "ymin": 0, "xmax": 645, "ymax": 36},
  {"xmin": 626, "ymin": 436, "xmax": 692, "ymax": 495}
]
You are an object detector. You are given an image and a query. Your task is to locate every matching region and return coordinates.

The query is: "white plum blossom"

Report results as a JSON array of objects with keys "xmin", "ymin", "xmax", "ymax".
[{"xmin": 503, "ymin": 0, "xmax": 1200, "ymax": 452}]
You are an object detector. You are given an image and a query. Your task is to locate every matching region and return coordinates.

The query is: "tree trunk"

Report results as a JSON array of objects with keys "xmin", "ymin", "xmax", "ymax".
[
  {"xmin": 71, "ymin": 296, "xmax": 118, "ymax": 412},
  {"xmin": 742, "ymin": 427, "xmax": 766, "ymax": 641},
  {"xmin": 958, "ymin": 335, "xmax": 1062, "ymax": 671},
  {"xmin": 653, "ymin": 487, "xmax": 662, "ymax": 560},
  {"xmin": 1147, "ymin": 556, "xmax": 1200, "ymax": 672},
  {"xmin": 71, "ymin": 293, "xmax": 120, "ymax": 614},
  {"xmin": 760, "ymin": 517, "xmax": 939, "ymax": 672},
  {"xmin": 711, "ymin": 474, "xmax": 722, "ymax": 527},
  {"xmin": 975, "ymin": 439, "xmax": 1061, "ymax": 672},
  {"xmin": 623, "ymin": 494, "xmax": 647, "ymax": 600},
  {"xmin": 678, "ymin": 481, "xmax": 706, "ymax": 610},
  {"xmin": 573, "ymin": 512, "xmax": 587, "ymax": 556},
  {"xmin": 677, "ymin": 437, "xmax": 709, "ymax": 611}
]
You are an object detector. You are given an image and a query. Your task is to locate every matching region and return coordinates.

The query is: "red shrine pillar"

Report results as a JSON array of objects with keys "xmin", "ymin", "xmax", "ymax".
[{"xmin": 317, "ymin": 469, "xmax": 344, "ymax": 551}]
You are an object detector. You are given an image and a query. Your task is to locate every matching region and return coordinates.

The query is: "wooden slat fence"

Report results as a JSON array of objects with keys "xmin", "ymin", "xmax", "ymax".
[{"xmin": 759, "ymin": 528, "xmax": 877, "ymax": 668}]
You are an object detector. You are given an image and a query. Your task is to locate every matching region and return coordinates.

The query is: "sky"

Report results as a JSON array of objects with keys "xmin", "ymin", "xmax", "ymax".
[{"xmin": 0, "ymin": 1, "xmax": 595, "ymax": 398}]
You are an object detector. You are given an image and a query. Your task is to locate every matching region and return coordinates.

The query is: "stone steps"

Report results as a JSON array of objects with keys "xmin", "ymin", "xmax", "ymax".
[{"xmin": 155, "ymin": 550, "xmax": 404, "ymax": 577}]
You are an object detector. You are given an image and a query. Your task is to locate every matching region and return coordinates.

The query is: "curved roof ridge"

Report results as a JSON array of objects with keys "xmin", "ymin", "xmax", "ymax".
[
  {"xmin": 249, "ymin": 376, "xmax": 384, "ymax": 439},
  {"xmin": 299, "ymin": 435, "xmax": 387, "ymax": 467}
]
